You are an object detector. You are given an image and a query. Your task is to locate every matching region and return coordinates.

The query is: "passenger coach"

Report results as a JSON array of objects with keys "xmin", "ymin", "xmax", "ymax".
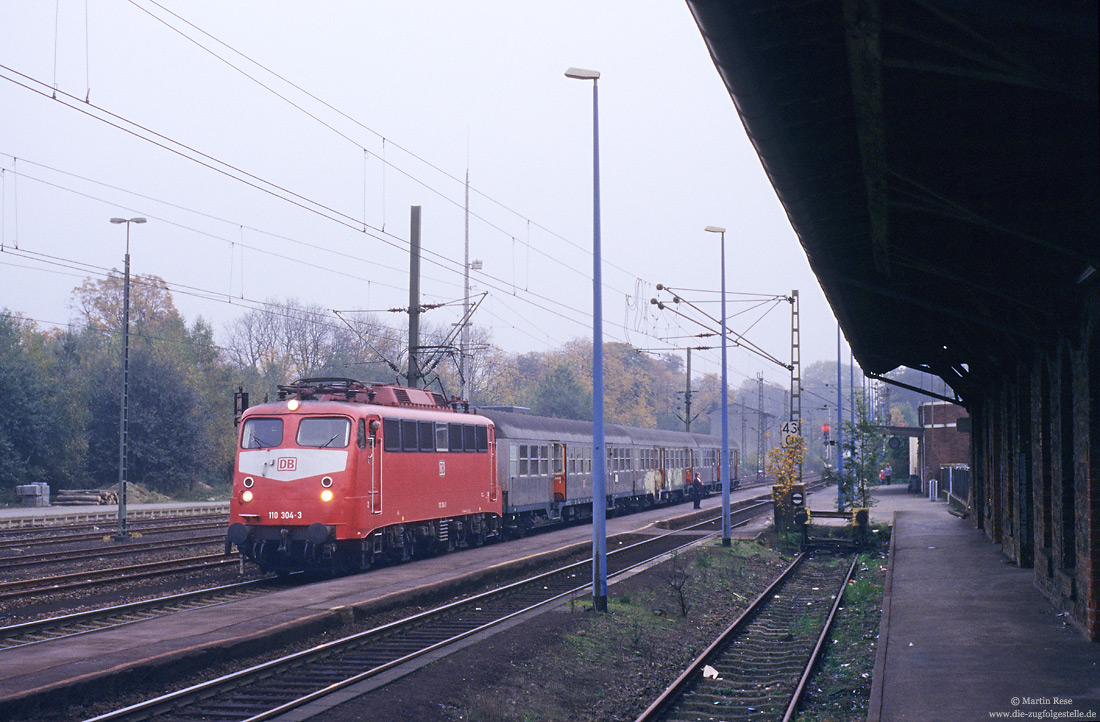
[{"xmin": 481, "ymin": 408, "xmax": 738, "ymax": 535}]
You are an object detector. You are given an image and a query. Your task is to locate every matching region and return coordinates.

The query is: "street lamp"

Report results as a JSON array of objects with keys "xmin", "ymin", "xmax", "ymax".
[
  {"xmin": 565, "ymin": 65, "xmax": 607, "ymax": 612},
  {"xmin": 109, "ymin": 216, "xmax": 146, "ymax": 541},
  {"xmin": 705, "ymin": 225, "xmax": 732, "ymax": 546}
]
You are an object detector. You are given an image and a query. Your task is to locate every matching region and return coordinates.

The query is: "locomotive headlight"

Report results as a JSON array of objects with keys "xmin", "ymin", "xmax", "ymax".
[
  {"xmin": 320, "ymin": 489, "xmax": 334, "ymax": 503},
  {"xmin": 241, "ymin": 490, "xmax": 254, "ymax": 503},
  {"xmin": 287, "ymin": 399, "xmax": 300, "ymax": 411}
]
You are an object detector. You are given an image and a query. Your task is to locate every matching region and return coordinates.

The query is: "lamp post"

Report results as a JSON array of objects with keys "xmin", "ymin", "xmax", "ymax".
[
  {"xmin": 705, "ymin": 225, "xmax": 732, "ymax": 546},
  {"xmin": 565, "ymin": 66, "xmax": 607, "ymax": 612},
  {"xmin": 109, "ymin": 216, "xmax": 146, "ymax": 541}
]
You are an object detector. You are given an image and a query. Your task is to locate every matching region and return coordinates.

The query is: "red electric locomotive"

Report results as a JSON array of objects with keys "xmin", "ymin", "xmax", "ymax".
[{"xmin": 227, "ymin": 378, "xmax": 501, "ymax": 574}]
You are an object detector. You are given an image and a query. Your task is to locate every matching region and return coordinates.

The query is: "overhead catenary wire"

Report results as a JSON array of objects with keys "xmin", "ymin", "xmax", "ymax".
[
  {"xmin": 121, "ymin": 0, "xmax": 628, "ymax": 295},
  {"xmin": 127, "ymin": 0, "xmax": 645, "ymax": 282},
  {"xmin": 0, "ymin": 74, "xmax": 634, "ymax": 351},
  {"xmin": 0, "ymin": 146, "xmax": 608, "ymax": 348},
  {"xmin": 1, "ymin": 18, "xmax": 794, "ymax": 379}
]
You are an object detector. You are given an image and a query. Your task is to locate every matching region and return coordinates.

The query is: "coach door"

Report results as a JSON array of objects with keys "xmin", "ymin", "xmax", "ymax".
[
  {"xmin": 488, "ymin": 426, "xmax": 498, "ymax": 503},
  {"xmin": 552, "ymin": 443, "xmax": 567, "ymax": 502}
]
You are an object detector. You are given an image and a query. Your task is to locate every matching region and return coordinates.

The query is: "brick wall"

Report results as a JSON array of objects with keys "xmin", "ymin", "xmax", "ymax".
[{"xmin": 918, "ymin": 402, "xmax": 970, "ymax": 490}]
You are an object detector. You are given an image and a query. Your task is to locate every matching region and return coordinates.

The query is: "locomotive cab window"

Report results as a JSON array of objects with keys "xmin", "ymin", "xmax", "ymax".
[
  {"xmin": 401, "ymin": 420, "xmax": 419, "ymax": 452},
  {"xmin": 297, "ymin": 417, "xmax": 350, "ymax": 448},
  {"xmin": 418, "ymin": 421, "xmax": 435, "ymax": 452},
  {"xmin": 241, "ymin": 418, "xmax": 283, "ymax": 449},
  {"xmin": 383, "ymin": 418, "xmax": 401, "ymax": 452}
]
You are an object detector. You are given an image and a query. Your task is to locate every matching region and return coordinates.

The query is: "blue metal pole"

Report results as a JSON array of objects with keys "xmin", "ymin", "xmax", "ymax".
[
  {"xmin": 720, "ymin": 231, "xmax": 731, "ymax": 546},
  {"xmin": 590, "ymin": 77, "xmax": 608, "ymax": 613},
  {"xmin": 837, "ymin": 323, "xmax": 844, "ymax": 512}
]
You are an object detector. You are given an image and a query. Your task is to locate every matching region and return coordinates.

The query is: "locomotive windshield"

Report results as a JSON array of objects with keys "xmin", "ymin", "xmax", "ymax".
[
  {"xmin": 241, "ymin": 418, "xmax": 283, "ymax": 449},
  {"xmin": 297, "ymin": 417, "xmax": 351, "ymax": 448}
]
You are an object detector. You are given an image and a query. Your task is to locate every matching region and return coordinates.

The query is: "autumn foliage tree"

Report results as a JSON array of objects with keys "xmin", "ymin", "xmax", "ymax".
[
  {"xmin": 767, "ymin": 433, "xmax": 805, "ymax": 531},
  {"xmin": 71, "ymin": 273, "xmax": 232, "ymax": 495}
]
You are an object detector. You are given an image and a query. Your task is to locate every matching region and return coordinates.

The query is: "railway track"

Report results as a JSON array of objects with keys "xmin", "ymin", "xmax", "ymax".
[
  {"xmin": 0, "ymin": 517, "xmax": 227, "ymax": 549},
  {"xmin": 635, "ymin": 551, "xmax": 857, "ymax": 722},
  {"xmin": 0, "ymin": 553, "xmax": 237, "ymax": 600},
  {"xmin": 0, "ymin": 579, "xmax": 274, "ymax": 650},
  {"xmin": 83, "ymin": 511, "xmax": 751, "ymax": 722},
  {"xmin": 0, "ymin": 534, "xmax": 227, "ymax": 571}
]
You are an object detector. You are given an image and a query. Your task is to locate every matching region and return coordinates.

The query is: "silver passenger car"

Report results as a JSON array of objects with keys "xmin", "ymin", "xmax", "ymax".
[{"xmin": 479, "ymin": 409, "xmax": 738, "ymax": 533}]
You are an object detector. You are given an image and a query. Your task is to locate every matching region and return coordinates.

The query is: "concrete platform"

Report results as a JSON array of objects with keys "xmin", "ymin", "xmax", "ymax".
[
  {"xmin": 0, "ymin": 483, "xmax": 780, "ymax": 717},
  {"xmin": 868, "ymin": 484, "xmax": 1100, "ymax": 721}
]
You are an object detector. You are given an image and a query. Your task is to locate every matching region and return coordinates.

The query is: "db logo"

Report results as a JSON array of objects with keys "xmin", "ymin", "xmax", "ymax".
[
  {"xmin": 438, "ymin": 460, "xmax": 446, "ymax": 476},
  {"xmin": 277, "ymin": 457, "xmax": 297, "ymax": 472}
]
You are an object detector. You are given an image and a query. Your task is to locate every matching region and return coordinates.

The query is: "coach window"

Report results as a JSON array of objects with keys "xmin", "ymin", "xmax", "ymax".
[
  {"xmin": 241, "ymin": 418, "xmax": 282, "ymax": 449},
  {"xmin": 382, "ymin": 418, "xmax": 401, "ymax": 452},
  {"xmin": 539, "ymin": 445, "xmax": 549, "ymax": 475},
  {"xmin": 297, "ymin": 417, "xmax": 350, "ymax": 448},
  {"xmin": 435, "ymin": 423, "xmax": 449, "ymax": 452},
  {"xmin": 519, "ymin": 445, "xmax": 529, "ymax": 475},
  {"xmin": 509, "ymin": 445, "xmax": 518, "ymax": 477}
]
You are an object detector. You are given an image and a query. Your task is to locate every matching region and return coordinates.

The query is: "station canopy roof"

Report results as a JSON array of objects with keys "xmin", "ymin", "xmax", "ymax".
[{"xmin": 687, "ymin": 0, "xmax": 1098, "ymax": 403}]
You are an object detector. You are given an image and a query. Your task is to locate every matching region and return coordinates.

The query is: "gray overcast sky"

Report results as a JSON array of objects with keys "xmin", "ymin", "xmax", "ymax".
[{"xmin": 0, "ymin": 1, "xmax": 852, "ymax": 392}]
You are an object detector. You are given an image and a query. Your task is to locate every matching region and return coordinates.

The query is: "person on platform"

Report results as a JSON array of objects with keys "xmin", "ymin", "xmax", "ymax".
[{"xmin": 692, "ymin": 473, "xmax": 703, "ymax": 509}]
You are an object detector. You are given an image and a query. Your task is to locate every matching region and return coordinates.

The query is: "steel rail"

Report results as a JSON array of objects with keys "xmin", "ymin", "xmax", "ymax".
[
  {"xmin": 83, "ymin": 512, "xmax": 746, "ymax": 722},
  {"xmin": 0, "ymin": 578, "xmax": 273, "ymax": 650},
  {"xmin": 634, "ymin": 553, "xmax": 807, "ymax": 722},
  {"xmin": 633, "ymin": 550, "xmax": 856, "ymax": 722},
  {"xmin": 0, "ymin": 553, "xmax": 235, "ymax": 600},
  {"xmin": 0, "ymin": 534, "xmax": 227, "ymax": 569},
  {"xmin": 782, "ymin": 555, "xmax": 859, "ymax": 722},
  {"xmin": 0, "ymin": 517, "xmax": 226, "ymax": 545}
]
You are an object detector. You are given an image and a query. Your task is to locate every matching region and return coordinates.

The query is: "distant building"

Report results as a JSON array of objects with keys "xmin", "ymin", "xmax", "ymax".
[{"xmin": 916, "ymin": 402, "xmax": 970, "ymax": 495}]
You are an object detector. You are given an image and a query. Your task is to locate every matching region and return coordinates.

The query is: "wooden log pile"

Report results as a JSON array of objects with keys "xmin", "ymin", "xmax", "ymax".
[{"xmin": 54, "ymin": 489, "xmax": 120, "ymax": 506}]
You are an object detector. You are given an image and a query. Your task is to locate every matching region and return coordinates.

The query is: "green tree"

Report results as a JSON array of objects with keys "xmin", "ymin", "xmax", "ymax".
[
  {"xmin": 0, "ymin": 313, "xmax": 84, "ymax": 495},
  {"xmin": 72, "ymin": 275, "xmax": 232, "ymax": 496},
  {"xmin": 530, "ymin": 364, "xmax": 591, "ymax": 419},
  {"xmin": 840, "ymin": 390, "xmax": 887, "ymax": 509}
]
